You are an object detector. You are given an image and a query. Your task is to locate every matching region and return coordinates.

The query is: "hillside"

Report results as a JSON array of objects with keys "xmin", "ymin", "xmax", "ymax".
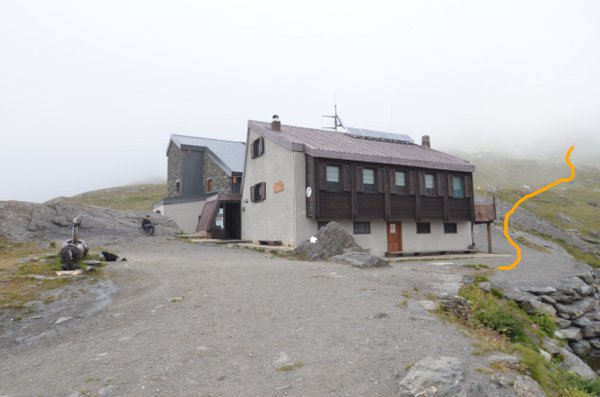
[
  {"xmin": 461, "ymin": 151, "xmax": 600, "ymax": 266},
  {"xmin": 53, "ymin": 184, "xmax": 166, "ymax": 212}
]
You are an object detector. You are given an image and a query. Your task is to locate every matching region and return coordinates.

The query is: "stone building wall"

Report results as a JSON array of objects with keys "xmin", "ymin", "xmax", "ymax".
[
  {"xmin": 204, "ymin": 154, "xmax": 232, "ymax": 193},
  {"xmin": 167, "ymin": 143, "xmax": 183, "ymax": 198}
]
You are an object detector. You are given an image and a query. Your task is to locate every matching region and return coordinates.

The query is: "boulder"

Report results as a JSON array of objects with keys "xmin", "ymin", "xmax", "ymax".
[
  {"xmin": 397, "ymin": 356, "xmax": 463, "ymax": 397},
  {"xmin": 555, "ymin": 318, "xmax": 572, "ymax": 329},
  {"xmin": 526, "ymin": 286, "xmax": 557, "ymax": 295},
  {"xmin": 293, "ymin": 222, "xmax": 360, "ymax": 261},
  {"xmin": 554, "ymin": 327, "xmax": 582, "ymax": 341},
  {"xmin": 576, "ymin": 272, "xmax": 595, "ymax": 285},
  {"xmin": 439, "ymin": 295, "xmax": 470, "ymax": 320},
  {"xmin": 544, "ymin": 337, "xmax": 596, "ymax": 379},
  {"xmin": 570, "ymin": 340, "xmax": 592, "ymax": 358},
  {"xmin": 520, "ymin": 298, "xmax": 556, "ymax": 316},
  {"xmin": 555, "ymin": 298, "xmax": 596, "ymax": 320},
  {"xmin": 329, "ymin": 250, "xmax": 389, "ymax": 268},
  {"xmin": 582, "ymin": 321, "xmax": 600, "ymax": 338},
  {"xmin": 551, "ymin": 276, "xmax": 593, "ymax": 303}
]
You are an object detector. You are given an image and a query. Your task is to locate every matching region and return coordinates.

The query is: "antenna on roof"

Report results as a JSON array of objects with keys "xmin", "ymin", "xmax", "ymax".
[{"xmin": 322, "ymin": 95, "xmax": 347, "ymax": 131}]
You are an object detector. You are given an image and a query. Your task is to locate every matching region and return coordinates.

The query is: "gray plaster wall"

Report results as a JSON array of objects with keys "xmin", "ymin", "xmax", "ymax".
[
  {"xmin": 204, "ymin": 153, "xmax": 232, "ymax": 194},
  {"xmin": 241, "ymin": 130, "xmax": 298, "ymax": 245},
  {"xmin": 162, "ymin": 200, "xmax": 206, "ymax": 234},
  {"xmin": 167, "ymin": 142, "xmax": 183, "ymax": 198}
]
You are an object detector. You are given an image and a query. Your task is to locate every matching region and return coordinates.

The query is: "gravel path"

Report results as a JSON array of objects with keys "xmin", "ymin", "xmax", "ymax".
[{"xmin": 1, "ymin": 237, "xmax": 494, "ymax": 397}]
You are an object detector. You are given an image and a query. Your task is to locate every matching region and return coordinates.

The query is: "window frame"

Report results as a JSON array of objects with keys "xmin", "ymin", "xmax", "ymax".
[
  {"xmin": 416, "ymin": 222, "xmax": 431, "ymax": 234},
  {"xmin": 452, "ymin": 176, "xmax": 465, "ymax": 198},
  {"xmin": 362, "ymin": 168, "xmax": 375, "ymax": 193},
  {"xmin": 250, "ymin": 182, "xmax": 266, "ymax": 203},
  {"xmin": 424, "ymin": 174, "xmax": 436, "ymax": 196},
  {"xmin": 251, "ymin": 137, "xmax": 264, "ymax": 159},
  {"xmin": 444, "ymin": 222, "xmax": 458, "ymax": 234},
  {"xmin": 353, "ymin": 221, "xmax": 371, "ymax": 234},
  {"xmin": 394, "ymin": 170, "xmax": 407, "ymax": 194},
  {"xmin": 325, "ymin": 165, "xmax": 341, "ymax": 191}
]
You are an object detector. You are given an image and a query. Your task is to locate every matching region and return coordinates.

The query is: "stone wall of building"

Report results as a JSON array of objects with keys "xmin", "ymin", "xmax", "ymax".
[
  {"xmin": 204, "ymin": 154, "xmax": 232, "ymax": 193},
  {"xmin": 167, "ymin": 143, "xmax": 183, "ymax": 198}
]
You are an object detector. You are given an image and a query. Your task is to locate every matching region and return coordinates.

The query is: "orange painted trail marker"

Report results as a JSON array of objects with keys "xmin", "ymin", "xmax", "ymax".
[{"xmin": 498, "ymin": 146, "xmax": 576, "ymax": 271}]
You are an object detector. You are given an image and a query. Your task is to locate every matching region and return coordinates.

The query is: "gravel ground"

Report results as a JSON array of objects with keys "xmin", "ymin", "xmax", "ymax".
[{"xmin": 1, "ymin": 237, "xmax": 497, "ymax": 397}]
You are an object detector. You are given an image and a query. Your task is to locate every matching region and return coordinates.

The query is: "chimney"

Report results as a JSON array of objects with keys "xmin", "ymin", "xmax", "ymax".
[
  {"xmin": 271, "ymin": 114, "xmax": 281, "ymax": 132},
  {"xmin": 421, "ymin": 135, "xmax": 431, "ymax": 148}
]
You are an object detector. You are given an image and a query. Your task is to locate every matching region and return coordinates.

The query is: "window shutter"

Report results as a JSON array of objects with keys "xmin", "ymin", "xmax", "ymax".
[
  {"xmin": 465, "ymin": 175, "xmax": 472, "ymax": 198},
  {"xmin": 437, "ymin": 174, "xmax": 445, "ymax": 197},
  {"xmin": 250, "ymin": 140, "xmax": 255, "ymax": 159},
  {"xmin": 408, "ymin": 170, "xmax": 416, "ymax": 195},
  {"xmin": 356, "ymin": 166, "xmax": 363, "ymax": 192},
  {"xmin": 342, "ymin": 165, "xmax": 351, "ymax": 192},
  {"xmin": 250, "ymin": 185, "xmax": 256, "ymax": 202},
  {"xmin": 389, "ymin": 169, "xmax": 396, "ymax": 193},
  {"xmin": 418, "ymin": 172, "xmax": 426, "ymax": 195},
  {"xmin": 258, "ymin": 137, "xmax": 264, "ymax": 156},
  {"xmin": 318, "ymin": 163, "xmax": 326, "ymax": 190},
  {"xmin": 378, "ymin": 168, "xmax": 385, "ymax": 193},
  {"xmin": 260, "ymin": 182, "xmax": 266, "ymax": 201},
  {"xmin": 447, "ymin": 175, "xmax": 454, "ymax": 197}
]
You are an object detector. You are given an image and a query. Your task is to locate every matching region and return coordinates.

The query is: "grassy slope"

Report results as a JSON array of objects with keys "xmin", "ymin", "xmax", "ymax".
[{"xmin": 61, "ymin": 184, "xmax": 166, "ymax": 211}]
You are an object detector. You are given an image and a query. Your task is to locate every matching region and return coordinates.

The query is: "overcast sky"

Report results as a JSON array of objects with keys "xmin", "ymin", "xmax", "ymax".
[{"xmin": 1, "ymin": 0, "xmax": 599, "ymax": 203}]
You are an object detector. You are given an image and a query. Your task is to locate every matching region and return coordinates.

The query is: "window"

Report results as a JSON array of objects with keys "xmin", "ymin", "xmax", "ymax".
[
  {"xmin": 207, "ymin": 178, "xmax": 213, "ymax": 192},
  {"xmin": 416, "ymin": 222, "xmax": 431, "ymax": 234},
  {"xmin": 395, "ymin": 171, "xmax": 406, "ymax": 193},
  {"xmin": 363, "ymin": 168, "xmax": 375, "ymax": 192},
  {"xmin": 424, "ymin": 174, "xmax": 435, "ymax": 196},
  {"xmin": 353, "ymin": 222, "xmax": 371, "ymax": 234},
  {"xmin": 444, "ymin": 223, "xmax": 458, "ymax": 234},
  {"xmin": 326, "ymin": 166, "xmax": 340, "ymax": 191},
  {"xmin": 175, "ymin": 180, "xmax": 181, "ymax": 194},
  {"xmin": 251, "ymin": 137, "xmax": 264, "ymax": 159},
  {"xmin": 452, "ymin": 176, "xmax": 465, "ymax": 198},
  {"xmin": 318, "ymin": 221, "xmax": 329, "ymax": 230},
  {"xmin": 250, "ymin": 182, "xmax": 266, "ymax": 202}
]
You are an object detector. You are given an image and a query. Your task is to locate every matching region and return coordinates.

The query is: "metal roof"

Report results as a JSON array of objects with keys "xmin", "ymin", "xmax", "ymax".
[
  {"xmin": 346, "ymin": 127, "xmax": 414, "ymax": 143},
  {"xmin": 248, "ymin": 121, "xmax": 474, "ymax": 173},
  {"xmin": 169, "ymin": 134, "xmax": 246, "ymax": 175}
]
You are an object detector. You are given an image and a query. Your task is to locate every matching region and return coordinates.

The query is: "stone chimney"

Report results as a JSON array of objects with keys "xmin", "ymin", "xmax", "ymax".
[
  {"xmin": 421, "ymin": 135, "xmax": 431, "ymax": 148},
  {"xmin": 271, "ymin": 115, "xmax": 281, "ymax": 132}
]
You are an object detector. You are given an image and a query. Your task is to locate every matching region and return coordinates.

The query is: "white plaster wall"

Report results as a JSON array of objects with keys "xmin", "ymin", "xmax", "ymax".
[
  {"xmin": 402, "ymin": 219, "xmax": 472, "ymax": 252},
  {"xmin": 162, "ymin": 200, "xmax": 206, "ymax": 234},
  {"xmin": 241, "ymin": 131, "xmax": 297, "ymax": 245}
]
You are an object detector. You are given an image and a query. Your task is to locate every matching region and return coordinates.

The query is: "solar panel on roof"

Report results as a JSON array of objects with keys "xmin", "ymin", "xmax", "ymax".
[{"xmin": 346, "ymin": 127, "xmax": 414, "ymax": 144}]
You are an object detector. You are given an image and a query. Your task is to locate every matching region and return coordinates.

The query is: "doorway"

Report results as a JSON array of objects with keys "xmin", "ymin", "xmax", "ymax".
[{"xmin": 387, "ymin": 222, "xmax": 402, "ymax": 252}]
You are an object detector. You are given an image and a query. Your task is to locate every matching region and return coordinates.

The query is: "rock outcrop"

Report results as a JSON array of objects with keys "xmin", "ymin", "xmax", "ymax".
[{"xmin": 0, "ymin": 200, "xmax": 180, "ymax": 242}]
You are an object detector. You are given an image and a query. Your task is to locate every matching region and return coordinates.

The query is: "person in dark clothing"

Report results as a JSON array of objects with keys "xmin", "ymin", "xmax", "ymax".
[{"xmin": 142, "ymin": 215, "xmax": 155, "ymax": 236}]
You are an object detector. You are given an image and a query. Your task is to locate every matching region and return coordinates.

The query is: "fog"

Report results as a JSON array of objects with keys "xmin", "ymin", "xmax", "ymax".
[{"xmin": 1, "ymin": 0, "xmax": 599, "ymax": 203}]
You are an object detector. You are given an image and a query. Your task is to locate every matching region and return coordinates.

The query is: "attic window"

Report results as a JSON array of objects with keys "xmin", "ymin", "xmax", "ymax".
[
  {"xmin": 452, "ymin": 176, "xmax": 465, "ymax": 198},
  {"xmin": 251, "ymin": 137, "xmax": 264, "ymax": 159},
  {"xmin": 363, "ymin": 169, "xmax": 375, "ymax": 192},
  {"xmin": 326, "ymin": 166, "xmax": 340, "ymax": 191},
  {"xmin": 424, "ymin": 174, "xmax": 435, "ymax": 196}
]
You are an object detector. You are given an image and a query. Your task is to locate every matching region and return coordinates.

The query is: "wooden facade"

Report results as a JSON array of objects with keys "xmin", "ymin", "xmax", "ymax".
[{"xmin": 306, "ymin": 155, "xmax": 474, "ymax": 222}]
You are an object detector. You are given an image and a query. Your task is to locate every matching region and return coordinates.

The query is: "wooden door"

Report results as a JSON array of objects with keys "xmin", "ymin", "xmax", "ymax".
[{"xmin": 387, "ymin": 222, "xmax": 402, "ymax": 252}]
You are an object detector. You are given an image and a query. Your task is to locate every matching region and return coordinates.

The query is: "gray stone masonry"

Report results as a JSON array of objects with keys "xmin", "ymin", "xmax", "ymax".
[
  {"xmin": 167, "ymin": 142, "xmax": 183, "ymax": 198},
  {"xmin": 203, "ymin": 153, "xmax": 232, "ymax": 194}
]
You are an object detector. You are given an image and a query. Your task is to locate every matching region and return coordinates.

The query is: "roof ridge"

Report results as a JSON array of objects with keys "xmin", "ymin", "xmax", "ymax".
[{"xmin": 171, "ymin": 133, "xmax": 245, "ymax": 144}]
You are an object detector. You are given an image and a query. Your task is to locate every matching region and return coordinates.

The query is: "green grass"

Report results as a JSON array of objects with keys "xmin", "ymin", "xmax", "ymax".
[
  {"xmin": 276, "ymin": 362, "xmax": 304, "ymax": 372},
  {"xmin": 440, "ymin": 281, "xmax": 599, "ymax": 397},
  {"xmin": 63, "ymin": 184, "xmax": 166, "ymax": 211}
]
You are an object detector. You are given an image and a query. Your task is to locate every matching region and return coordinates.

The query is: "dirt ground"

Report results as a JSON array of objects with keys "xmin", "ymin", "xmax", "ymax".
[
  {"xmin": 0, "ymin": 224, "xmax": 591, "ymax": 397},
  {"xmin": 1, "ymin": 235, "xmax": 507, "ymax": 397}
]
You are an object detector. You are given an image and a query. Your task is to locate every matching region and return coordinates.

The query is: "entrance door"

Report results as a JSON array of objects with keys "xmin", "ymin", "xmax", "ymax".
[{"xmin": 387, "ymin": 222, "xmax": 402, "ymax": 252}]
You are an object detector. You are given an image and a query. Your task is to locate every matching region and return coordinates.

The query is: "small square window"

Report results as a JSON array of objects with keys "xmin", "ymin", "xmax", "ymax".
[
  {"xmin": 326, "ymin": 166, "xmax": 340, "ymax": 191},
  {"xmin": 444, "ymin": 223, "xmax": 458, "ymax": 234},
  {"xmin": 363, "ymin": 169, "xmax": 375, "ymax": 192},
  {"xmin": 353, "ymin": 222, "xmax": 371, "ymax": 234},
  {"xmin": 452, "ymin": 176, "xmax": 465, "ymax": 198},
  {"xmin": 416, "ymin": 222, "xmax": 431, "ymax": 234},
  {"xmin": 250, "ymin": 182, "xmax": 266, "ymax": 202},
  {"xmin": 318, "ymin": 221, "xmax": 329, "ymax": 230}
]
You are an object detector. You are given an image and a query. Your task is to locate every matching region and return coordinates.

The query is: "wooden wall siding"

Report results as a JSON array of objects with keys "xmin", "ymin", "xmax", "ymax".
[
  {"xmin": 448, "ymin": 198, "xmax": 472, "ymax": 220},
  {"xmin": 318, "ymin": 191, "xmax": 352, "ymax": 218},
  {"xmin": 421, "ymin": 196, "xmax": 444, "ymax": 218},
  {"xmin": 310, "ymin": 155, "xmax": 474, "ymax": 222},
  {"xmin": 356, "ymin": 193, "xmax": 385, "ymax": 218},
  {"xmin": 390, "ymin": 195, "xmax": 415, "ymax": 219},
  {"xmin": 182, "ymin": 150, "xmax": 204, "ymax": 196},
  {"xmin": 306, "ymin": 155, "xmax": 316, "ymax": 218}
]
